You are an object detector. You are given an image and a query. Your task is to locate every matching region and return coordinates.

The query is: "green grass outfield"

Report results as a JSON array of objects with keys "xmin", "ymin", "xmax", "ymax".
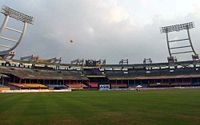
[{"xmin": 0, "ymin": 89, "xmax": 200, "ymax": 125}]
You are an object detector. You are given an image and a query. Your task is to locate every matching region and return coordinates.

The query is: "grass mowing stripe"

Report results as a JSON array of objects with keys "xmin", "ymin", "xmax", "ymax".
[
  {"xmin": 0, "ymin": 93, "xmax": 28, "ymax": 113},
  {"xmin": 0, "ymin": 89, "xmax": 200, "ymax": 125}
]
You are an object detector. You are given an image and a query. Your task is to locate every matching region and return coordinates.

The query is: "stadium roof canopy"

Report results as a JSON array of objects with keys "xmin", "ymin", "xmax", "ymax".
[
  {"xmin": 108, "ymin": 75, "xmax": 200, "ymax": 80},
  {"xmin": 0, "ymin": 66, "xmax": 88, "ymax": 80}
]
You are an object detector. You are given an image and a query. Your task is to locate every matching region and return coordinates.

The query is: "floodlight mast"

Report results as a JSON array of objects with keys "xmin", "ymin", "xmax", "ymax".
[
  {"xmin": 0, "ymin": 6, "xmax": 33, "ymax": 59},
  {"xmin": 161, "ymin": 22, "xmax": 197, "ymax": 62},
  {"xmin": 1, "ymin": 6, "xmax": 33, "ymax": 24}
]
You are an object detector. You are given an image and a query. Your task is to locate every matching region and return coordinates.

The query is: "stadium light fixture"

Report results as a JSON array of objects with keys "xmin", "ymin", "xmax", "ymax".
[
  {"xmin": 161, "ymin": 22, "xmax": 194, "ymax": 33},
  {"xmin": 1, "ymin": 6, "xmax": 34, "ymax": 24}
]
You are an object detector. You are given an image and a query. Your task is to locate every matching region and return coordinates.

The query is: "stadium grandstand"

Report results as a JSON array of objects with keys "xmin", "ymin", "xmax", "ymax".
[{"xmin": 1, "ymin": 60, "xmax": 200, "ymax": 91}]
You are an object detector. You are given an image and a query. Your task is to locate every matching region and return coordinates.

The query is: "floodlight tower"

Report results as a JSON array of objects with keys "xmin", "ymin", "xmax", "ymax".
[
  {"xmin": 0, "ymin": 6, "xmax": 33, "ymax": 59},
  {"xmin": 161, "ymin": 22, "xmax": 198, "ymax": 62}
]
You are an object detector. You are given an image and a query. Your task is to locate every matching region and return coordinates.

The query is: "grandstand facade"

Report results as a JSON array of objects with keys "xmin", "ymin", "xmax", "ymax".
[{"xmin": 1, "ymin": 59, "xmax": 200, "ymax": 91}]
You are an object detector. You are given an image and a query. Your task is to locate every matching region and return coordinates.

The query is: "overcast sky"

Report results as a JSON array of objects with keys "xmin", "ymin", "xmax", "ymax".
[{"xmin": 0, "ymin": 0, "xmax": 200, "ymax": 64}]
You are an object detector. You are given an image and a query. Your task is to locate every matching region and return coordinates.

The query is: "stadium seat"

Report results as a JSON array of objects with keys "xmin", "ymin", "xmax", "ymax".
[
  {"xmin": 111, "ymin": 83, "xmax": 128, "ymax": 88},
  {"xmin": 67, "ymin": 83, "xmax": 88, "ymax": 90},
  {"xmin": 48, "ymin": 84, "xmax": 67, "ymax": 90},
  {"xmin": 0, "ymin": 84, "xmax": 10, "ymax": 91},
  {"xmin": 89, "ymin": 82, "xmax": 98, "ymax": 88},
  {"xmin": 9, "ymin": 83, "xmax": 48, "ymax": 89}
]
